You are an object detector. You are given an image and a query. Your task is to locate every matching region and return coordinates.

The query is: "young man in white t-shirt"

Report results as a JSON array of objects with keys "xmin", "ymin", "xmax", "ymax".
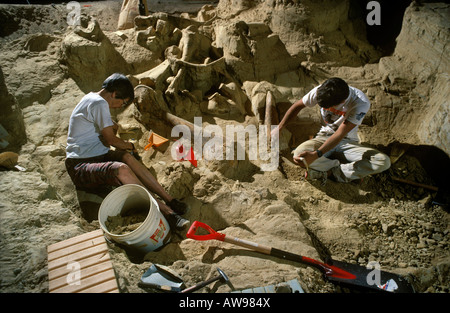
[
  {"xmin": 65, "ymin": 73, "xmax": 189, "ymax": 230},
  {"xmin": 272, "ymin": 77, "xmax": 391, "ymax": 183}
]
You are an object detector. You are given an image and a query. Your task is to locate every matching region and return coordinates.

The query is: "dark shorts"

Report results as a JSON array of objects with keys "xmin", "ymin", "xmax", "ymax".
[{"xmin": 65, "ymin": 150, "xmax": 128, "ymax": 190}]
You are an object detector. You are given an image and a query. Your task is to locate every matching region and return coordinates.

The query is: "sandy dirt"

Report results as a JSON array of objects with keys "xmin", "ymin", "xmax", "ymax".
[
  {"xmin": 0, "ymin": 0, "xmax": 448, "ymax": 296},
  {"xmin": 105, "ymin": 210, "xmax": 149, "ymax": 235}
]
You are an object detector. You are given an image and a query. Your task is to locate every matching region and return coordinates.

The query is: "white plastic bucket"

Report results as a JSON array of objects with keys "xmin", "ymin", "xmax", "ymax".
[{"xmin": 98, "ymin": 184, "xmax": 171, "ymax": 253}]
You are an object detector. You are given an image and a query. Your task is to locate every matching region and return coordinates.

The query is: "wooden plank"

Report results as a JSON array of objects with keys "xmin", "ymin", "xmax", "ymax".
[
  {"xmin": 49, "ymin": 260, "xmax": 113, "ymax": 292},
  {"xmin": 47, "ymin": 230, "xmax": 119, "ymax": 293},
  {"xmin": 48, "ymin": 236, "xmax": 106, "ymax": 261},
  {"xmin": 51, "ymin": 269, "xmax": 116, "ymax": 293},
  {"xmin": 48, "ymin": 252, "xmax": 111, "ymax": 281},
  {"xmin": 80, "ymin": 279, "xmax": 119, "ymax": 293},
  {"xmin": 47, "ymin": 229, "xmax": 104, "ymax": 253},
  {"xmin": 48, "ymin": 244, "xmax": 109, "ymax": 271}
]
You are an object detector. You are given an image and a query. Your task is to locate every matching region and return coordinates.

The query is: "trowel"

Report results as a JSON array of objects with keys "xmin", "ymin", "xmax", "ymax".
[{"xmin": 138, "ymin": 264, "xmax": 185, "ymax": 292}]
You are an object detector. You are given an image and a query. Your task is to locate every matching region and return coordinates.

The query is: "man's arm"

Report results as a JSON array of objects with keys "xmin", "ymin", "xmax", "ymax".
[
  {"xmin": 100, "ymin": 125, "xmax": 134, "ymax": 151},
  {"xmin": 271, "ymin": 98, "xmax": 306, "ymax": 136},
  {"xmin": 294, "ymin": 119, "xmax": 357, "ymax": 166}
]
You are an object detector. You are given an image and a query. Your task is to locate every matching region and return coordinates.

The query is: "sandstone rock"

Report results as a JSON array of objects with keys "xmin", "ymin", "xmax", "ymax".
[
  {"xmin": 62, "ymin": 15, "xmax": 130, "ymax": 92},
  {"xmin": 0, "ymin": 1, "xmax": 449, "ymax": 295}
]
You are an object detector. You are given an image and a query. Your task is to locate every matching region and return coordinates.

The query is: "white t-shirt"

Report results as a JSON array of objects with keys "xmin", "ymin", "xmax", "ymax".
[
  {"xmin": 66, "ymin": 92, "xmax": 114, "ymax": 159},
  {"xmin": 302, "ymin": 85, "xmax": 370, "ymax": 141}
]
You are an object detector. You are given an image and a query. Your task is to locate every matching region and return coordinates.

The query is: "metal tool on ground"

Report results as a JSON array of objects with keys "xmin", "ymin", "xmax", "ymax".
[
  {"xmin": 186, "ymin": 221, "xmax": 415, "ymax": 293},
  {"xmin": 180, "ymin": 267, "xmax": 233, "ymax": 293},
  {"xmin": 138, "ymin": 264, "xmax": 185, "ymax": 292},
  {"xmin": 392, "ymin": 176, "xmax": 439, "ymax": 192}
]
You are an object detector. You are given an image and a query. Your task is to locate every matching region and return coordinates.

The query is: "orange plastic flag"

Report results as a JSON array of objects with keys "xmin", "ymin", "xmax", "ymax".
[{"xmin": 177, "ymin": 144, "xmax": 197, "ymax": 167}]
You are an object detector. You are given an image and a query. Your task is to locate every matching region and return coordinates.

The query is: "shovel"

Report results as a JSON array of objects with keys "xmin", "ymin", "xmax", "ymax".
[{"xmin": 186, "ymin": 221, "xmax": 415, "ymax": 293}]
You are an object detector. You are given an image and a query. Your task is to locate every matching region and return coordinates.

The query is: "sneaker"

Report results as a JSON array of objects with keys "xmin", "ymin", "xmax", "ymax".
[
  {"xmin": 167, "ymin": 199, "xmax": 188, "ymax": 215},
  {"xmin": 168, "ymin": 213, "xmax": 190, "ymax": 231},
  {"xmin": 305, "ymin": 169, "xmax": 328, "ymax": 184}
]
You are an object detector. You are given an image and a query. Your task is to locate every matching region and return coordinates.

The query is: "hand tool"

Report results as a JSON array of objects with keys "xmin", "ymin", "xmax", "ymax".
[{"xmin": 180, "ymin": 267, "xmax": 232, "ymax": 293}]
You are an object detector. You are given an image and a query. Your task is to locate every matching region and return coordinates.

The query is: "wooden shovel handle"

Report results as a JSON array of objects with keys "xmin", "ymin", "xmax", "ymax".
[{"xmin": 223, "ymin": 235, "xmax": 272, "ymax": 255}]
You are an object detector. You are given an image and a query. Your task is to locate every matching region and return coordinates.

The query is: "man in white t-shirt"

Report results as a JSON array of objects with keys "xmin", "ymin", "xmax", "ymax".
[
  {"xmin": 65, "ymin": 73, "xmax": 190, "ymax": 230},
  {"xmin": 272, "ymin": 77, "xmax": 390, "ymax": 183}
]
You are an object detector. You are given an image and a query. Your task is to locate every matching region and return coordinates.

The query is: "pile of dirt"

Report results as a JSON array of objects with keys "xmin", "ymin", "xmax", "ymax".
[
  {"xmin": 0, "ymin": 0, "xmax": 448, "ymax": 295},
  {"xmin": 105, "ymin": 209, "xmax": 149, "ymax": 235}
]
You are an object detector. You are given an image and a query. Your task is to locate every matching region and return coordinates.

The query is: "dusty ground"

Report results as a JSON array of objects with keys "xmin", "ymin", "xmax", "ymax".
[{"xmin": 0, "ymin": 0, "xmax": 448, "ymax": 296}]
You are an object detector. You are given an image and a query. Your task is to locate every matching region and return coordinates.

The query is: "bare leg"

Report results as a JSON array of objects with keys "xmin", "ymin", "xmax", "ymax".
[
  {"xmin": 116, "ymin": 162, "xmax": 174, "ymax": 216},
  {"xmin": 121, "ymin": 153, "xmax": 174, "ymax": 203},
  {"xmin": 116, "ymin": 153, "xmax": 190, "ymax": 230}
]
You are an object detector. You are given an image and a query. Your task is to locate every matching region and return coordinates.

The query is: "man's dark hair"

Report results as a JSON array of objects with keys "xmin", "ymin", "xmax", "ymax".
[
  {"xmin": 102, "ymin": 73, "xmax": 134, "ymax": 101},
  {"xmin": 316, "ymin": 77, "xmax": 349, "ymax": 108}
]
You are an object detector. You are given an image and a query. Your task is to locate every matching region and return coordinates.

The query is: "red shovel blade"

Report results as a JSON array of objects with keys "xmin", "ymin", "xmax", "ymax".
[{"xmin": 301, "ymin": 256, "xmax": 356, "ymax": 280}]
